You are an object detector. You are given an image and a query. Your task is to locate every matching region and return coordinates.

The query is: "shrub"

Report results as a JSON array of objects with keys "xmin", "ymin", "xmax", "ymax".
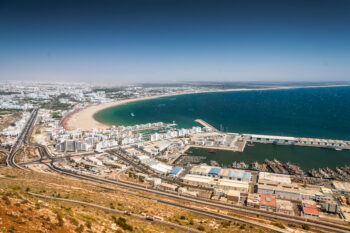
[
  {"xmin": 197, "ymin": 225, "xmax": 205, "ymax": 231},
  {"xmin": 8, "ymin": 185, "xmax": 20, "ymax": 191},
  {"xmin": 75, "ymin": 224, "xmax": 84, "ymax": 233},
  {"xmin": 2, "ymin": 195, "xmax": 11, "ymax": 205},
  {"xmin": 56, "ymin": 214, "xmax": 64, "ymax": 227},
  {"xmin": 180, "ymin": 215, "xmax": 186, "ymax": 220},
  {"xmin": 85, "ymin": 221, "xmax": 92, "ymax": 229},
  {"xmin": 302, "ymin": 224, "xmax": 311, "ymax": 230},
  {"xmin": 68, "ymin": 217, "xmax": 79, "ymax": 226},
  {"xmin": 274, "ymin": 223, "xmax": 285, "ymax": 229},
  {"xmin": 112, "ymin": 216, "xmax": 133, "ymax": 231},
  {"xmin": 221, "ymin": 221, "xmax": 231, "ymax": 227}
]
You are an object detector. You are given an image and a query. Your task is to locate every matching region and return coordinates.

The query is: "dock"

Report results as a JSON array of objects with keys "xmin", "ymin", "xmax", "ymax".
[{"xmin": 195, "ymin": 119, "xmax": 219, "ymax": 132}]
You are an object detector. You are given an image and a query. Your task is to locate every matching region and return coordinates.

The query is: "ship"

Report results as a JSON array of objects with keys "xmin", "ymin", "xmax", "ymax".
[{"xmin": 130, "ymin": 113, "xmax": 135, "ymax": 117}]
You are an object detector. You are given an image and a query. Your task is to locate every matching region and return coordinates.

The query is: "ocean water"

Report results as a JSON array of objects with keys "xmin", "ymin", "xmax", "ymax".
[
  {"xmin": 94, "ymin": 86, "xmax": 350, "ymax": 169},
  {"xmin": 94, "ymin": 86, "xmax": 350, "ymax": 140}
]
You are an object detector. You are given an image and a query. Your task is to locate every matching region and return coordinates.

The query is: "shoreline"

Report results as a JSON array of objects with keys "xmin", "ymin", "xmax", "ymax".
[{"xmin": 63, "ymin": 84, "xmax": 350, "ymax": 131}]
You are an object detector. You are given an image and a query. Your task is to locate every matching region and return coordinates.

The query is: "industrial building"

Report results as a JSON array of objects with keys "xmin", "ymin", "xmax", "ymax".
[
  {"xmin": 259, "ymin": 194, "xmax": 276, "ymax": 211},
  {"xmin": 190, "ymin": 165, "xmax": 252, "ymax": 182},
  {"xmin": 169, "ymin": 166, "xmax": 183, "ymax": 176},
  {"xmin": 258, "ymin": 172, "xmax": 291, "ymax": 184},
  {"xmin": 302, "ymin": 201, "xmax": 319, "ymax": 218},
  {"xmin": 276, "ymin": 199, "xmax": 294, "ymax": 216},
  {"xmin": 182, "ymin": 174, "xmax": 249, "ymax": 192},
  {"xmin": 332, "ymin": 181, "xmax": 350, "ymax": 194}
]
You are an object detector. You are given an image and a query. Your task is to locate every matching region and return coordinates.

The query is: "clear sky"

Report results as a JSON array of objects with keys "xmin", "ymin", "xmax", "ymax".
[{"xmin": 0, "ymin": 0, "xmax": 349, "ymax": 83}]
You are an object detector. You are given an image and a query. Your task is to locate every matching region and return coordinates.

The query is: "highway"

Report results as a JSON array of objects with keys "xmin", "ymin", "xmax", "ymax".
[{"xmin": 6, "ymin": 108, "xmax": 38, "ymax": 169}]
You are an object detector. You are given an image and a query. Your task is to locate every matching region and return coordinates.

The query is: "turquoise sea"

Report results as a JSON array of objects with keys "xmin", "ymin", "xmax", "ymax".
[
  {"xmin": 94, "ymin": 86, "xmax": 350, "ymax": 169},
  {"xmin": 95, "ymin": 86, "xmax": 350, "ymax": 140}
]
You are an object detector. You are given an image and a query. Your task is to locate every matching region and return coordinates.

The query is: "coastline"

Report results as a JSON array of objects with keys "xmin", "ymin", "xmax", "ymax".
[{"xmin": 63, "ymin": 84, "xmax": 350, "ymax": 131}]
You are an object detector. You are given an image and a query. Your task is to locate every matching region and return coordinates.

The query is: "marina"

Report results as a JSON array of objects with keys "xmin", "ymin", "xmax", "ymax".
[{"xmin": 185, "ymin": 143, "xmax": 350, "ymax": 170}]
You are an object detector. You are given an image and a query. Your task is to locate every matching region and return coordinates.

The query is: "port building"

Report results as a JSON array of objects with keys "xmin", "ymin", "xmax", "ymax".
[
  {"xmin": 332, "ymin": 181, "xmax": 350, "ymax": 194},
  {"xmin": 169, "ymin": 166, "xmax": 183, "ymax": 176},
  {"xmin": 190, "ymin": 165, "xmax": 252, "ymax": 182},
  {"xmin": 258, "ymin": 172, "xmax": 291, "ymax": 184},
  {"xmin": 259, "ymin": 194, "xmax": 276, "ymax": 211},
  {"xmin": 182, "ymin": 174, "xmax": 249, "ymax": 192}
]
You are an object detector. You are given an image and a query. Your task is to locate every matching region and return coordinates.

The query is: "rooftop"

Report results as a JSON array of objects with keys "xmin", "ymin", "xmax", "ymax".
[
  {"xmin": 303, "ymin": 203, "xmax": 319, "ymax": 215},
  {"xmin": 260, "ymin": 194, "xmax": 276, "ymax": 207}
]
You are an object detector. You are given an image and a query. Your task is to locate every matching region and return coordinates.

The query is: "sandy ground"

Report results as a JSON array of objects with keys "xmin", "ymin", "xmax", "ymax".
[
  {"xmin": 63, "ymin": 85, "xmax": 350, "ymax": 131},
  {"xmin": 64, "ymin": 94, "xmax": 179, "ymax": 131}
]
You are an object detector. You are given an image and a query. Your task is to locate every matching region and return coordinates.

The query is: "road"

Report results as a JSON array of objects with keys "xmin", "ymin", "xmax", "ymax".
[
  {"xmin": 6, "ymin": 108, "xmax": 38, "ymax": 169},
  {"xmin": 29, "ymin": 192, "xmax": 203, "ymax": 233}
]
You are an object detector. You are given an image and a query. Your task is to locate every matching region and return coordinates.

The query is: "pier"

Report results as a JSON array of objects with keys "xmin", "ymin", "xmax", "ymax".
[
  {"xmin": 246, "ymin": 134, "xmax": 350, "ymax": 150},
  {"xmin": 194, "ymin": 119, "xmax": 350, "ymax": 151},
  {"xmin": 195, "ymin": 119, "xmax": 219, "ymax": 132}
]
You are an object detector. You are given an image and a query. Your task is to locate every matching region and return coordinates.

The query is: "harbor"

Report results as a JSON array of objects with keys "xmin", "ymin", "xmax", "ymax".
[
  {"xmin": 194, "ymin": 119, "xmax": 350, "ymax": 151},
  {"xmin": 184, "ymin": 143, "xmax": 350, "ymax": 170}
]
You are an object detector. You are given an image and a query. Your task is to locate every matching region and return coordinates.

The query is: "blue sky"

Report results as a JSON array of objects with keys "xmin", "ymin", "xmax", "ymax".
[{"xmin": 0, "ymin": 0, "xmax": 349, "ymax": 83}]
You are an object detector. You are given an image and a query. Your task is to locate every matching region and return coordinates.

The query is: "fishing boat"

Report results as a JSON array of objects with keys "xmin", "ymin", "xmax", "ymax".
[{"xmin": 130, "ymin": 113, "xmax": 135, "ymax": 117}]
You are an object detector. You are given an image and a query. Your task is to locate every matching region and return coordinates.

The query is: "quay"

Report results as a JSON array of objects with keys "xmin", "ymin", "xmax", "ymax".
[
  {"xmin": 194, "ymin": 119, "xmax": 350, "ymax": 151},
  {"xmin": 245, "ymin": 134, "xmax": 350, "ymax": 150},
  {"xmin": 195, "ymin": 119, "xmax": 219, "ymax": 132}
]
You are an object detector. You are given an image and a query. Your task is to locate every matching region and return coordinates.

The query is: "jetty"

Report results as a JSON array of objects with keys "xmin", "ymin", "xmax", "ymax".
[
  {"xmin": 246, "ymin": 134, "xmax": 350, "ymax": 151},
  {"xmin": 195, "ymin": 119, "xmax": 219, "ymax": 132}
]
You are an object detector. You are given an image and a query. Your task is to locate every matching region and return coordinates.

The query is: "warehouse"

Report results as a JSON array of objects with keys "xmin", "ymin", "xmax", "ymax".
[
  {"xmin": 182, "ymin": 174, "xmax": 214, "ymax": 188},
  {"xmin": 258, "ymin": 172, "xmax": 291, "ymax": 184},
  {"xmin": 169, "ymin": 166, "xmax": 183, "ymax": 176},
  {"xmin": 218, "ymin": 168, "xmax": 252, "ymax": 181},
  {"xmin": 332, "ymin": 181, "xmax": 350, "ymax": 194},
  {"xmin": 182, "ymin": 174, "xmax": 249, "ymax": 192},
  {"xmin": 208, "ymin": 167, "xmax": 221, "ymax": 177},
  {"xmin": 216, "ymin": 179, "xmax": 249, "ymax": 193},
  {"xmin": 276, "ymin": 199, "xmax": 294, "ymax": 216}
]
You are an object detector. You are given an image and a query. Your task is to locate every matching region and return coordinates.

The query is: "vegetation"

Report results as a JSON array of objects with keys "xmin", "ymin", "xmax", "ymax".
[
  {"xmin": 273, "ymin": 222, "xmax": 285, "ymax": 229},
  {"xmin": 0, "ymin": 168, "xmax": 276, "ymax": 233},
  {"xmin": 112, "ymin": 216, "xmax": 133, "ymax": 231},
  {"xmin": 35, "ymin": 129, "xmax": 41, "ymax": 134},
  {"xmin": 302, "ymin": 224, "xmax": 311, "ymax": 230},
  {"xmin": 51, "ymin": 112, "xmax": 62, "ymax": 119}
]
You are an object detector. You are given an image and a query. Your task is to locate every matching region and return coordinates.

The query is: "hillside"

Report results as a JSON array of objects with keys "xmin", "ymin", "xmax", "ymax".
[{"xmin": 0, "ymin": 168, "xmax": 273, "ymax": 233}]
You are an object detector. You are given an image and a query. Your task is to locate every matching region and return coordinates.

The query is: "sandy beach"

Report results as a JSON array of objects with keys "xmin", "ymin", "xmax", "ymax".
[
  {"xmin": 64, "ymin": 95, "xmax": 168, "ymax": 131},
  {"xmin": 63, "ymin": 85, "xmax": 350, "ymax": 131}
]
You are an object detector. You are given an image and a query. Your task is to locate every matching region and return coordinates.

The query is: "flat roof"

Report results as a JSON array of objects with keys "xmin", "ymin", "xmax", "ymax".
[
  {"xmin": 260, "ymin": 194, "xmax": 276, "ymax": 207},
  {"xmin": 170, "ymin": 166, "xmax": 183, "ymax": 175},
  {"xmin": 303, "ymin": 203, "xmax": 319, "ymax": 215},
  {"xmin": 332, "ymin": 181, "xmax": 350, "ymax": 192},
  {"xmin": 183, "ymin": 174, "xmax": 213, "ymax": 183},
  {"xmin": 208, "ymin": 168, "xmax": 221, "ymax": 175},
  {"xmin": 259, "ymin": 172, "xmax": 291, "ymax": 184}
]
